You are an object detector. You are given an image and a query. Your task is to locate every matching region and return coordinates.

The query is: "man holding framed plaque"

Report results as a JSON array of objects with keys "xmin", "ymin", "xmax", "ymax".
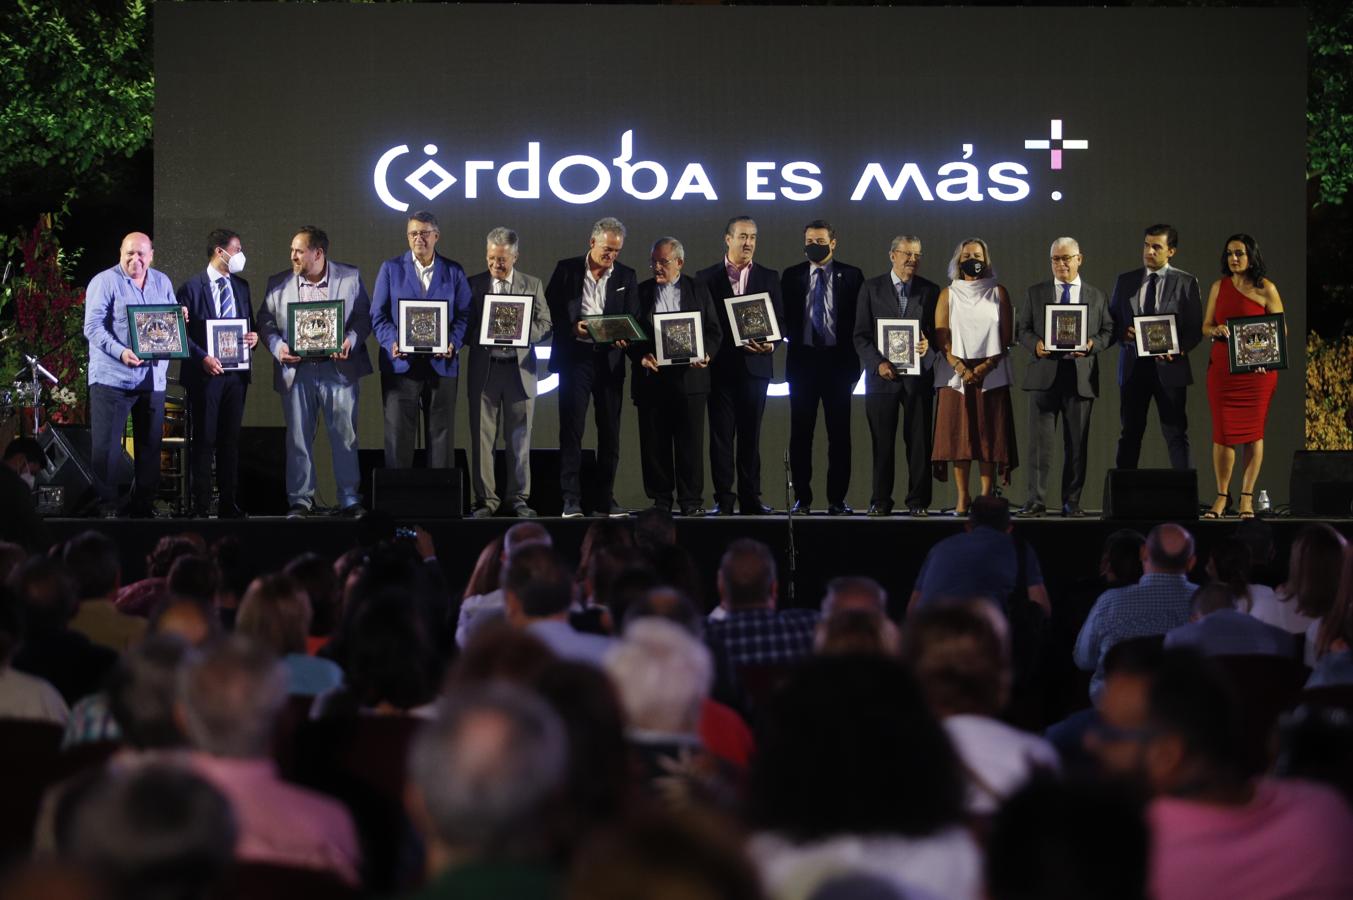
[
  {"xmin": 371, "ymin": 211, "xmax": 472, "ymax": 470},
  {"xmin": 465, "ymin": 227, "xmax": 552, "ymax": 518},
  {"xmin": 178, "ymin": 229, "xmax": 257, "ymax": 518},
  {"xmin": 630, "ymin": 237, "xmax": 722, "ymax": 516},
  {"xmin": 257, "ymin": 226, "xmax": 372, "ymax": 517},
  {"xmin": 545, "ymin": 217, "xmax": 638, "ymax": 518},
  {"xmin": 852, "ymin": 235, "xmax": 938, "ymax": 517},
  {"xmin": 1015, "ymin": 237, "xmax": 1112, "ymax": 517},
  {"xmin": 695, "ymin": 216, "xmax": 785, "ymax": 516},
  {"xmin": 83, "ymin": 232, "xmax": 175, "ymax": 517}
]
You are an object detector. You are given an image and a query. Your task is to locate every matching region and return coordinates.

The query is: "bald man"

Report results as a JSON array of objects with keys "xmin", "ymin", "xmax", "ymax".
[{"xmin": 83, "ymin": 232, "xmax": 177, "ymax": 517}]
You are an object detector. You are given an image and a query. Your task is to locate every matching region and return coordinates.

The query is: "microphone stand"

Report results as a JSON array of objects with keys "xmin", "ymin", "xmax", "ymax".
[
  {"xmin": 783, "ymin": 450, "xmax": 797, "ymax": 606},
  {"xmin": 21, "ymin": 352, "xmax": 60, "ymax": 435}
]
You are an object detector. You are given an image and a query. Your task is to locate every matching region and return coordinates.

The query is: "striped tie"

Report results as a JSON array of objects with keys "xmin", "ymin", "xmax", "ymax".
[{"xmin": 217, "ymin": 277, "xmax": 235, "ymax": 319}]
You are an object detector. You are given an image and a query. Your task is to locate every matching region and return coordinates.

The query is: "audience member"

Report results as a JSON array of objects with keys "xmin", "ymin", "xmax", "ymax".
[
  {"xmin": 314, "ymin": 591, "xmax": 439, "ymax": 718},
  {"xmin": 0, "ymin": 582, "xmax": 68, "ymax": 723},
  {"xmin": 575, "ymin": 518, "xmax": 636, "ymax": 593},
  {"xmin": 1307, "ymin": 544, "xmax": 1353, "ymax": 688},
  {"xmin": 0, "ymin": 437, "xmax": 51, "ymax": 551},
  {"xmin": 1233, "ymin": 518, "xmax": 1280, "ymax": 586},
  {"xmin": 283, "ymin": 552, "xmax": 341, "ymax": 654},
  {"xmin": 63, "ymin": 532, "xmax": 145, "ymax": 652},
  {"xmin": 164, "ymin": 554, "xmax": 219, "ymax": 607},
  {"xmin": 236, "ymin": 573, "xmax": 344, "ymax": 696},
  {"xmin": 148, "ymin": 597, "xmax": 220, "ymax": 647},
  {"xmin": 1204, "ymin": 535, "xmax": 1274, "ymax": 613},
  {"xmin": 10, "ymin": 556, "xmax": 117, "ymax": 704},
  {"xmin": 503, "ymin": 543, "xmax": 615, "ymax": 667},
  {"xmin": 633, "ymin": 505, "xmax": 677, "ymax": 550},
  {"xmin": 1074, "ymin": 523, "xmax": 1197, "ymax": 701},
  {"xmin": 208, "ymin": 534, "xmax": 254, "ymax": 626},
  {"xmin": 448, "ymin": 623, "xmax": 557, "ymax": 688},
  {"xmin": 63, "ymin": 633, "xmax": 196, "ymax": 752},
  {"xmin": 908, "ymin": 496, "xmax": 1050, "ymax": 614},
  {"xmin": 0, "ymin": 539, "xmax": 28, "ymax": 584},
  {"xmin": 816, "ymin": 575, "xmax": 899, "ymax": 655},
  {"xmin": 456, "ymin": 521, "xmax": 553, "ymax": 646},
  {"xmin": 1252, "ymin": 523, "xmax": 1343, "ymax": 636},
  {"xmin": 1164, "ymin": 582, "xmax": 1295, "ymax": 658},
  {"xmin": 113, "ymin": 535, "xmax": 198, "ymax": 618},
  {"xmin": 404, "ymin": 683, "xmax": 568, "ymax": 899}
]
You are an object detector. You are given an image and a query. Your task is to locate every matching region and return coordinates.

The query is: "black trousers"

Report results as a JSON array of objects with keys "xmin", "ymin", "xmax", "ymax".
[
  {"xmin": 865, "ymin": 379, "xmax": 933, "ymax": 509},
  {"xmin": 636, "ymin": 382, "xmax": 706, "ymax": 510},
  {"xmin": 708, "ymin": 370, "xmax": 769, "ymax": 508},
  {"xmin": 1025, "ymin": 362, "xmax": 1093, "ymax": 506},
  {"xmin": 1116, "ymin": 362, "xmax": 1190, "ymax": 470},
  {"xmin": 89, "ymin": 382, "xmax": 163, "ymax": 515},
  {"xmin": 789, "ymin": 350, "xmax": 855, "ymax": 506},
  {"xmin": 381, "ymin": 358, "xmax": 458, "ymax": 469},
  {"xmin": 188, "ymin": 373, "xmax": 247, "ymax": 513},
  {"xmin": 559, "ymin": 351, "xmax": 623, "ymax": 507}
]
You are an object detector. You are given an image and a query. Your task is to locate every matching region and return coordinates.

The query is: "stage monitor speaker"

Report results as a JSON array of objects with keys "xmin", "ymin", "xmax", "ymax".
[
  {"xmin": 237, "ymin": 426, "xmax": 289, "ymax": 516},
  {"xmin": 492, "ymin": 448, "xmax": 598, "ymax": 517},
  {"xmin": 1102, "ymin": 468, "xmax": 1198, "ymax": 520},
  {"xmin": 35, "ymin": 425, "xmax": 129, "ymax": 516},
  {"xmin": 1290, "ymin": 451, "xmax": 1353, "ymax": 518},
  {"xmin": 372, "ymin": 468, "xmax": 463, "ymax": 519}
]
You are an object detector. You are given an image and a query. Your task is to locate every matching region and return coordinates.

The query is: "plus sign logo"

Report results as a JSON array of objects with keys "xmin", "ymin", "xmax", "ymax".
[{"xmin": 1024, "ymin": 119, "xmax": 1088, "ymax": 201}]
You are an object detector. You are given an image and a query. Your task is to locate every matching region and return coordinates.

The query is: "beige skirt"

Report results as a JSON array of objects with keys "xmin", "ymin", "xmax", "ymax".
[{"xmin": 932, "ymin": 384, "xmax": 1018, "ymax": 481}]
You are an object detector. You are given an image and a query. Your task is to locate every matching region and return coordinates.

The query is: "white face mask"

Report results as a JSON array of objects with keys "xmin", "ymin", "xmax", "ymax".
[
  {"xmin": 222, "ymin": 249, "xmax": 246, "ymax": 274},
  {"xmin": 20, "ymin": 471, "xmax": 35, "ymax": 489}
]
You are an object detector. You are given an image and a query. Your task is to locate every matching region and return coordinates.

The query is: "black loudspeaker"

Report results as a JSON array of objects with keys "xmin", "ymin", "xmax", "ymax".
[
  {"xmin": 35, "ymin": 425, "xmax": 130, "ymax": 516},
  {"xmin": 372, "ymin": 468, "xmax": 463, "ymax": 519},
  {"xmin": 1103, "ymin": 468, "xmax": 1198, "ymax": 520},
  {"xmin": 237, "ymin": 426, "xmax": 288, "ymax": 516},
  {"xmin": 1291, "ymin": 451, "xmax": 1353, "ymax": 518}
]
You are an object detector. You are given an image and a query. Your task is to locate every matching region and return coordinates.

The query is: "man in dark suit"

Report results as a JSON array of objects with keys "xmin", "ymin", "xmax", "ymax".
[
  {"xmin": 371, "ymin": 210, "xmax": 472, "ymax": 470},
  {"xmin": 1015, "ymin": 237, "xmax": 1115, "ymax": 517},
  {"xmin": 1109, "ymin": 224, "xmax": 1203, "ymax": 471},
  {"xmin": 545, "ymin": 217, "xmax": 638, "ymax": 518},
  {"xmin": 781, "ymin": 219, "xmax": 865, "ymax": 515},
  {"xmin": 630, "ymin": 238, "xmax": 722, "ymax": 516},
  {"xmin": 852, "ymin": 235, "xmax": 938, "ymax": 517},
  {"xmin": 695, "ymin": 216, "xmax": 784, "ymax": 516},
  {"xmin": 465, "ymin": 227, "xmax": 552, "ymax": 518},
  {"xmin": 177, "ymin": 229, "xmax": 257, "ymax": 518}
]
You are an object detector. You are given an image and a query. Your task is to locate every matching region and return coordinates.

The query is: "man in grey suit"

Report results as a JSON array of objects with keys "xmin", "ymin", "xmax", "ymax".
[
  {"xmin": 257, "ymin": 226, "xmax": 372, "ymax": 518},
  {"xmin": 465, "ymin": 227, "xmax": 552, "ymax": 518},
  {"xmin": 852, "ymin": 235, "xmax": 937, "ymax": 517},
  {"xmin": 1016, "ymin": 237, "xmax": 1114, "ymax": 517}
]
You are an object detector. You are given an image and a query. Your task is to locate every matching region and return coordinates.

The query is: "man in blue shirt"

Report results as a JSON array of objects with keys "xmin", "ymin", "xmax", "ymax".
[
  {"xmin": 908, "ymin": 496, "xmax": 1050, "ymax": 614},
  {"xmin": 1164, "ymin": 583, "xmax": 1297, "ymax": 659},
  {"xmin": 83, "ymin": 232, "xmax": 173, "ymax": 517}
]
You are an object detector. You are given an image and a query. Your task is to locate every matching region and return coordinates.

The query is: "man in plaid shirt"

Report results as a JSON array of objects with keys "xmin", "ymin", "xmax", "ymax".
[
  {"xmin": 704, "ymin": 539, "xmax": 819, "ymax": 714},
  {"xmin": 1075, "ymin": 523, "xmax": 1197, "ymax": 702}
]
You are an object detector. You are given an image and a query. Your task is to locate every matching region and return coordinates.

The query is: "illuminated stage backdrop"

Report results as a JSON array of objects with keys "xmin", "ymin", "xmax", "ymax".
[{"xmin": 155, "ymin": 5, "xmax": 1305, "ymax": 509}]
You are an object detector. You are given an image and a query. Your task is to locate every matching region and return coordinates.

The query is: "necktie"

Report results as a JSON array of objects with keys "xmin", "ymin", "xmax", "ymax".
[
  {"xmin": 811, "ymin": 268, "xmax": 829, "ymax": 344},
  {"xmin": 1143, "ymin": 272, "xmax": 1158, "ymax": 316},
  {"xmin": 216, "ymin": 277, "xmax": 235, "ymax": 319},
  {"xmin": 494, "ymin": 279, "xmax": 506, "ymax": 295},
  {"xmin": 896, "ymin": 280, "xmax": 909, "ymax": 316},
  {"xmin": 1060, "ymin": 282, "xmax": 1071, "ymax": 305}
]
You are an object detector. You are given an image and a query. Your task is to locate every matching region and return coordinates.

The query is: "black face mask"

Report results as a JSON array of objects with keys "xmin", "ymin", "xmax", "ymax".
[
  {"xmin": 959, "ymin": 258, "xmax": 987, "ymax": 278},
  {"xmin": 805, "ymin": 243, "xmax": 831, "ymax": 264}
]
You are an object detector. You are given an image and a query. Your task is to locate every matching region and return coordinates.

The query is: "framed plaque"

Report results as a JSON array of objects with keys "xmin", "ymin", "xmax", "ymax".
[
  {"xmin": 1134, "ymin": 314, "xmax": 1180, "ymax": 357},
  {"xmin": 399, "ymin": 297, "xmax": 449, "ymax": 354},
  {"xmin": 1045, "ymin": 303, "xmax": 1089, "ymax": 352},
  {"xmin": 479, "ymin": 294, "xmax": 533, "ymax": 348},
  {"xmin": 206, "ymin": 318, "xmax": 250, "ymax": 371},
  {"xmin": 583, "ymin": 314, "xmax": 646, "ymax": 343},
  {"xmin": 724, "ymin": 292, "xmax": 781, "ymax": 346},
  {"xmin": 654, "ymin": 311, "xmax": 704, "ymax": 366},
  {"xmin": 1227, "ymin": 313, "xmax": 1287, "ymax": 373},
  {"xmin": 128, "ymin": 304, "xmax": 189, "ymax": 359},
  {"xmin": 288, "ymin": 300, "xmax": 344, "ymax": 356},
  {"xmin": 875, "ymin": 318, "xmax": 922, "ymax": 376}
]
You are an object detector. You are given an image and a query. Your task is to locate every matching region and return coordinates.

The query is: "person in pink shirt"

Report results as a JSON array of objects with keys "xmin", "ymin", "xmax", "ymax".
[{"xmin": 1087, "ymin": 648, "xmax": 1353, "ymax": 900}]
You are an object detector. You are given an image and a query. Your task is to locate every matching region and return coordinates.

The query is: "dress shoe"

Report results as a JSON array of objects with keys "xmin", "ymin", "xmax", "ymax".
[
  {"xmin": 1016, "ymin": 502, "xmax": 1047, "ymax": 518},
  {"xmin": 741, "ymin": 501, "xmax": 775, "ymax": 515},
  {"xmin": 908, "ymin": 506, "xmax": 929, "ymax": 517},
  {"xmin": 339, "ymin": 503, "xmax": 367, "ymax": 518},
  {"xmin": 708, "ymin": 503, "xmax": 735, "ymax": 516},
  {"xmin": 867, "ymin": 503, "xmax": 892, "ymax": 517},
  {"xmin": 680, "ymin": 506, "xmax": 706, "ymax": 517},
  {"xmin": 1062, "ymin": 502, "xmax": 1085, "ymax": 518},
  {"xmin": 562, "ymin": 501, "xmax": 584, "ymax": 518},
  {"xmin": 286, "ymin": 504, "xmax": 311, "ymax": 519},
  {"xmin": 513, "ymin": 505, "xmax": 537, "ymax": 518},
  {"xmin": 605, "ymin": 502, "xmax": 629, "ymax": 518},
  {"xmin": 827, "ymin": 502, "xmax": 854, "ymax": 516},
  {"xmin": 790, "ymin": 500, "xmax": 811, "ymax": 515},
  {"xmin": 470, "ymin": 504, "xmax": 495, "ymax": 519}
]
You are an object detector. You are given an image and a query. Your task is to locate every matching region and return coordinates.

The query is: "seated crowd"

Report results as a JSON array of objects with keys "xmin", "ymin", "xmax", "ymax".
[{"xmin": 0, "ymin": 502, "xmax": 1352, "ymax": 900}]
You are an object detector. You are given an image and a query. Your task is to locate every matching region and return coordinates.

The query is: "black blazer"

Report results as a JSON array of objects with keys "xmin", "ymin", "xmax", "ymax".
[
  {"xmin": 781, "ymin": 259, "xmax": 866, "ymax": 379},
  {"xmin": 176, "ymin": 269, "xmax": 253, "ymax": 387},
  {"xmin": 629, "ymin": 274, "xmax": 723, "ymax": 400},
  {"xmin": 1109, "ymin": 266, "xmax": 1203, "ymax": 388},
  {"xmin": 544, "ymin": 255, "xmax": 638, "ymax": 377},
  {"xmin": 853, "ymin": 272, "xmax": 940, "ymax": 394},
  {"xmin": 694, "ymin": 261, "xmax": 784, "ymax": 380},
  {"xmin": 1016, "ymin": 280, "xmax": 1114, "ymax": 399}
]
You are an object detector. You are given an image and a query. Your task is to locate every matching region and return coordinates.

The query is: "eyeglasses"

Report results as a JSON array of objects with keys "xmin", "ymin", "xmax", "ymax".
[
  {"xmin": 651, "ymin": 258, "xmax": 680, "ymax": 268},
  {"xmin": 408, "ymin": 230, "xmax": 437, "ymax": 239},
  {"xmin": 1224, "ymin": 249, "xmax": 1248, "ymax": 259},
  {"xmin": 894, "ymin": 251, "xmax": 922, "ymax": 260},
  {"xmin": 1051, "ymin": 255, "xmax": 1080, "ymax": 264}
]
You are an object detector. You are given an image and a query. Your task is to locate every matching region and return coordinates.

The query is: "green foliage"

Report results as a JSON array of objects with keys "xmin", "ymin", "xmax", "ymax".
[
  {"xmin": 0, "ymin": 0, "xmax": 153, "ymax": 199},
  {"xmin": 1309, "ymin": 1, "xmax": 1353, "ymax": 207},
  {"xmin": 1306, "ymin": 332, "xmax": 1353, "ymax": 449}
]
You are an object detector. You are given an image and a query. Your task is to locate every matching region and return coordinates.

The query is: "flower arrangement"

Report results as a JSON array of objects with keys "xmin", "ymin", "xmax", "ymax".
[{"xmin": 1306, "ymin": 331, "xmax": 1353, "ymax": 450}]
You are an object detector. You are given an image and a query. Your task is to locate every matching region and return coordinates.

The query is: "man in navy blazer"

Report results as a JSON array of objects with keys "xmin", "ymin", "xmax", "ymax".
[
  {"xmin": 781, "ymin": 219, "xmax": 866, "ymax": 515},
  {"xmin": 1015, "ymin": 237, "xmax": 1114, "ymax": 517},
  {"xmin": 177, "ymin": 229, "xmax": 257, "ymax": 518},
  {"xmin": 1109, "ymin": 224, "xmax": 1203, "ymax": 471},
  {"xmin": 852, "ymin": 235, "xmax": 938, "ymax": 517},
  {"xmin": 696, "ymin": 216, "xmax": 784, "ymax": 516},
  {"xmin": 370, "ymin": 211, "xmax": 472, "ymax": 470},
  {"xmin": 544, "ymin": 217, "xmax": 638, "ymax": 518},
  {"xmin": 630, "ymin": 237, "xmax": 722, "ymax": 516},
  {"xmin": 256, "ymin": 226, "xmax": 372, "ymax": 517}
]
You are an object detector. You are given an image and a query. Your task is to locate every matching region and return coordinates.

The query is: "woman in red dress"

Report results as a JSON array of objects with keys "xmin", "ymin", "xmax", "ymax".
[{"xmin": 1202, "ymin": 233, "xmax": 1283, "ymax": 519}]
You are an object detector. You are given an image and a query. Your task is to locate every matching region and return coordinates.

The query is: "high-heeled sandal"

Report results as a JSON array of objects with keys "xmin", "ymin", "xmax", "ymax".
[
  {"xmin": 1238, "ymin": 491, "xmax": 1255, "ymax": 520},
  {"xmin": 1202, "ymin": 492, "xmax": 1230, "ymax": 519}
]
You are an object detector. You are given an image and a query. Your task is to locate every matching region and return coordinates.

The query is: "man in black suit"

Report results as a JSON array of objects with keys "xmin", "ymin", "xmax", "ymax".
[
  {"xmin": 695, "ymin": 216, "xmax": 784, "ymax": 515},
  {"xmin": 544, "ymin": 217, "xmax": 638, "ymax": 518},
  {"xmin": 630, "ymin": 238, "xmax": 722, "ymax": 516},
  {"xmin": 1015, "ymin": 237, "xmax": 1115, "ymax": 518},
  {"xmin": 781, "ymin": 219, "xmax": 865, "ymax": 515},
  {"xmin": 1109, "ymin": 224, "xmax": 1203, "ymax": 471},
  {"xmin": 177, "ymin": 229, "xmax": 257, "ymax": 518},
  {"xmin": 852, "ymin": 235, "xmax": 938, "ymax": 517}
]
